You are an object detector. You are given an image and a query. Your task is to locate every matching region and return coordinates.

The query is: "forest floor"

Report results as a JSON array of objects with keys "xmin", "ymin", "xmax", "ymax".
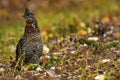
[{"xmin": 0, "ymin": 0, "xmax": 120, "ymax": 80}]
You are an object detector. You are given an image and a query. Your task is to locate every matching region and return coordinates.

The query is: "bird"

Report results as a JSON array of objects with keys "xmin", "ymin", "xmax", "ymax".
[{"xmin": 16, "ymin": 8, "xmax": 43, "ymax": 64}]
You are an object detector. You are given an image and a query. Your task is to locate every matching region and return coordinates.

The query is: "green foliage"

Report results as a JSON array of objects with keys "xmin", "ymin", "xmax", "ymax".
[
  {"xmin": 106, "ymin": 40, "xmax": 120, "ymax": 49},
  {"xmin": 43, "ymin": 56, "xmax": 61, "ymax": 69},
  {"xmin": 0, "ymin": 0, "xmax": 120, "ymax": 79}
]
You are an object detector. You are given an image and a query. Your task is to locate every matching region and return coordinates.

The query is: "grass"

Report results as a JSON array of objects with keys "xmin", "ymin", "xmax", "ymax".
[{"xmin": 0, "ymin": 0, "xmax": 120, "ymax": 79}]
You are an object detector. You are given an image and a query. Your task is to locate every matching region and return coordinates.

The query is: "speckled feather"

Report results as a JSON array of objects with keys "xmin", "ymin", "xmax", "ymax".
[{"xmin": 16, "ymin": 8, "xmax": 43, "ymax": 63}]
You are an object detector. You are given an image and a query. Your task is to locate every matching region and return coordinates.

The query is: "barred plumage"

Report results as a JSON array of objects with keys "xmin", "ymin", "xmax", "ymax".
[{"xmin": 16, "ymin": 8, "xmax": 43, "ymax": 63}]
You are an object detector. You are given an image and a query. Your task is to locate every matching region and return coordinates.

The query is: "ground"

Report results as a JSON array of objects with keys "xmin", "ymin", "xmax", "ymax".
[{"xmin": 0, "ymin": 0, "xmax": 120, "ymax": 80}]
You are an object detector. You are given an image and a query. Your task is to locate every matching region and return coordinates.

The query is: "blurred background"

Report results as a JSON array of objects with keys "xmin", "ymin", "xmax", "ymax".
[{"xmin": 0, "ymin": 0, "xmax": 120, "ymax": 61}]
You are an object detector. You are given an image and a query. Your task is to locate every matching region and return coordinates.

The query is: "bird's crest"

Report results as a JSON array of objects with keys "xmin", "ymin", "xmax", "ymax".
[{"xmin": 24, "ymin": 8, "xmax": 33, "ymax": 15}]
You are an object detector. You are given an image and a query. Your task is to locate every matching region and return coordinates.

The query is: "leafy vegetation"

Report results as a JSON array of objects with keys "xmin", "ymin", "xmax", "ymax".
[{"xmin": 0, "ymin": 0, "xmax": 120, "ymax": 80}]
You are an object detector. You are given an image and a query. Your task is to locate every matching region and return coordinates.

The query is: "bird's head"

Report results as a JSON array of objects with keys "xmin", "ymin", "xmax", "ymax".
[{"xmin": 23, "ymin": 8, "xmax": 36, "ymax": 23}]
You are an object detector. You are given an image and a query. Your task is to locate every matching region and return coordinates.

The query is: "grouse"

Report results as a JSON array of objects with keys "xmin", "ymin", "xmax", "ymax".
[{"xmin": 16, "ymin": 8, "xmax": 43, "ymax": 63}]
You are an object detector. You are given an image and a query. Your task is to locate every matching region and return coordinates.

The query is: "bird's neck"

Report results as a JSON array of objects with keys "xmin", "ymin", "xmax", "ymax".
[{"xmin": 24, "ymin": 20, "xmax": 40, "ymax": 34}]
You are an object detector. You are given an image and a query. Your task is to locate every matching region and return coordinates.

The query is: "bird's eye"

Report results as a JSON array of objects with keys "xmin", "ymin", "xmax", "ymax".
[{"xmin": 27, "ymin": 14, "xmax": 30, "ymax": 16}]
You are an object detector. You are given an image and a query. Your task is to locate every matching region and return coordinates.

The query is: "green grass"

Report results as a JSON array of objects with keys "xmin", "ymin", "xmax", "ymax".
[
  {"xmin": 0, "ymin": 0, "xmax": 120, "ymax": 79},
  {"xmin": 0, "ymin": 22, "xmax": 24, "ymax": 61}
]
